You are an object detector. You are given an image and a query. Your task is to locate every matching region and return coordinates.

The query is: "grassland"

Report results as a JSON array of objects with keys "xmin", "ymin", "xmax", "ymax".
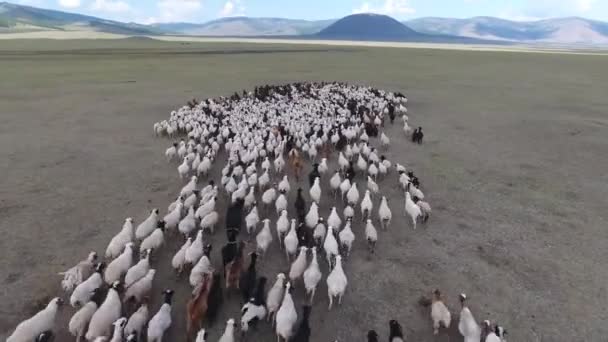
[{"xmin": 1, "ymin": 39, "xmax": 607, "ymax": 341}]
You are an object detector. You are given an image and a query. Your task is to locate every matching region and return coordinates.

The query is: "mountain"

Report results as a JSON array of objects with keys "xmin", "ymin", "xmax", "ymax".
[
  {"xmin": 315, "ymin": 13, "xmax": 496, "ymax": 44},
  {"xmin": 153, "ymin": 17, "xmax": 335, "ymax": 36},
  {"xmin": 317, "ymin": 13, "xmax": 421, "ymax": 40},
  {"xmin": 406, "ymin": 16, "xmax": 608, "ymax": 45},
  {"xmin": 0, "ymin": 1, "xmax": 161, "ymax": 35}
]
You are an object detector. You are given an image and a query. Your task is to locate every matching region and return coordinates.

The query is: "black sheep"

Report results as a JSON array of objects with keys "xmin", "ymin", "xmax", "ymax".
[
  {"xmin": 239, "ymin": 252, "xmax": 258, "ymax": 303},
  {"xmin": 367, "ymin": 330, "xmax": 379, "ymax": 342},
  {"xmin": 294, "ymin": 188, "xmax": 307, "ymax": 224},
  {"xmin": 222, "ymin": 230, "xmax": 239, "ymax": 270},
  {"xmin": 308, "ymin": 164, "xmax": 321, "ymax": 187},
  {"xmin": 225, "ymin": 198, "xmax": 245, "ymax": 237},
  {"xmin": 292, "ymin": 306, "xmax": 312, "ymax": 342},
  {"xmin": 389, "ymin": 320, "xmax": 404, "ymax": 342}
]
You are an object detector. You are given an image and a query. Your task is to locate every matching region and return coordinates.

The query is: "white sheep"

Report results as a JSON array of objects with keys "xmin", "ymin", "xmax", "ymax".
[
  {"xmin": 178, "ymin": 207, "xmax": 197, "ymax": 236},
  {"xmin": 309, "ymin": 177, "xmax": 321, "ymax": 204},
  {"xmin": 68, "ymin": 288, "xmax": 104, "ymax": 341},
  {"xmin": 327, "ymin": 207, "xmax": 341, "ymax": 232},
  {"xmin": 275, "ymin": 193, "xmax": 288, "ymax": 215},
  {"xmin": 124, "ymin": 249, "xmax": 151, "ymax": 288},
  {"xmin": 431, "ymin": 289, "xmax": 451, "ymax": 335},
  {"xmin": 275, "ymin": 282, "xmax": 297, "ymax": 342},
  {"xmin": 305, "ymin": 202, "xmax": 319, "ymax": 229},
  {"xmin": 59, "ymin": 251, "xmax": 98, "ymax": 293},
  {"xmin": 125, "ymin": 303, "xmax": 149, "ymax": 342},
  {"xmin": 405, "ymin": 192, "xmax": 422, "ymax": 230},
  {"xmin": 189, "ymin": 255, "xmax": 212, "ymax": 288},
  {"xmin": 163, "ymin": 202, "xmax": 183, "ymax": 232},
  {"xmin": 105, "ymin": 242, "xmax": 134, "ymax": 285},
  {"xmin": 458, "ymin": 294, "xmax": 481, "ymax": 342},
  {"xmin": 329, "ymin": 171, "xmax": 341, "ymax": 198},
  {"xmin": 147, "ymin": 289, "xmax": 174, "ymax": 342},
  {"xmin": 6, "ymin": 297, "xmax": 63, "ymax": 342},
  {"xmin": 323, "ymin": 226, "xmax": 339, "ymax": 268},
  {"xmin": 106, "ymin": 218, "xmax": 134, "ymax": 259},
  {"xmin": 199, "ymin": 211, "xmax": 219, "ymax": 234},
  {"xmin": 326, "ymin": 255, "xmax": 348, "ymax": 310},
  {"xmin": 124, "ymin": 269, "xmax": 156, "ymax": 304},
  {"xmin": 70, "ymin": 263, "xmax": 105, "ymax": 307},
  {"xmin": 360, "ymin": 190, "xmax": 373, "ymax": 221},
  {"xmin": 378, "ymin": 196, "xmax": 392, "ymax": 230},
  {"xmin": 185, "ymin": 229, "xmax": 204, "ymax": 265},
  {"xmin": 365, "ymin": 219, "xmax": 378, "ymax": 254},
  {"xmin": 303, "ymin": 247, "xmax": 322, "ymax": 304},
  {"xmin": 109, "ymin": 317, "xmax": 127, "ymax": 342},
  {"xmin": 343, "ymin": 205, "xmax": 355, "ymax": 222},
  {"xmin": 135, "ymin": 209, "xmax": 159, "ymax": 240},
  {"xmin": 283, "ymin": 220, "xmax": 299, "ymax": 262},
  {"xmin": 218, "ymin": 318, "xmax": 236, "ymax": 342},
  {"xmin": 140, "ymin": 223, "xmax": 165, "ymax": 253},
  {"xmin": 266, "ymin": 273, "xmax": 286, "ymax": 323},
  {"xmin": 256, "ymin": 218, "xmax": 273, "ymax": 256},
  {"xmin": 245, "ymin": 206, "xmax": 260, "ymax": 236},
  {"xmin": 86, "ymin": 282, "xmax": 122, "ymax": 340},
  {"xmin": 289, "ymin": 246, "xmax": 308, "ymax": 283},
  {"xmin": 339, "ymin": 220, "xmax": 355, "ymax": 257}
]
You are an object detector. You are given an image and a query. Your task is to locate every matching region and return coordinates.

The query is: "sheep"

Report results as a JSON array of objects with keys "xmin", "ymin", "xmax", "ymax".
[
  {"xmin": 431, "ymin": 289, "xmax": 451, "ymax": 335},
  {"xmin": 458, "ymin": 293, "xmax": 481, "ymax": 342},
  {"xmin": 68, "ymin": 288, "xmax": 105, "ymax": 341},
  {"xmin": 59, "ymin": 251, "xmax": 98, "ymax": 293},
  {"xmin": 356, "ymin": 154, "xmax": 368, "ymax": 174},
  {"xmin": 239, "ymin": 253, "xmax": 259, "ymax": 303},
  {"xmin": 109, "ymin": 317, "xmax": 127, "ymax": 342},
  {"xmin": 365, "ymin": 219, "xmax": 378, "ymax": 254},
  {"xmin": 389, "ymin": 320, "xmax": 404, "ymax": 342},
  {"xmin": 256, "ymin": 218, "xmax": 273, "ymax": 256},
  {"xmin": 195, "ymin": 329, "xmax": 208, "ymax": 342},
  {"xmin": 135, "ymin": 209, "xmax": 160, "ymax": 240},
  {"xmin": 124, "ymin": 303, "xmax": 149, "ymax": 342},
  {"xmin": 124, "ymin": 269, "xmax": 156, "ymax": 304},
  {"xmin": 327, "ymin": 207, "xmax": 341, "ymax": 232},
  {"xmin": 367, "ymin": 330, "xmax": 379, "ymax": 342},
  {"xmin": 6, "ymin": 298, "xmax": 63, "ymax": 342},
  {"xmin": 346, "ymin": 182, "xmax": 360, "ymax": 206},
  {"xmin": 483, "ymin": 321, "xmax": 507, "ymax": 342},
  {"xmin": 414, "ymin": 197, "xmax": 432, "ymax": 223},
  {"xmin": 274, "ymin": 154, "xmax": 285, "ymax": 173},
  {"xmin": 218, "ymin": 318, "xmax": 236, "ymax": 342},
  {"xmin": 172, "ymin": 237, "xmax": 192, "ymax": 275},
  {"xmin": 266, "ymin": 273, "xmax": 286, "ymax": 323},
  {"xmin": 195, "ymin": 196, "xmax": 216, "ymax": 220},
  {"xmin": 326, "ymin": 255, "xmax": 347, "ymax": 310},
  {"xmin": 408, "ymin": 182, "xmax": 425, "ymax": 200},
  {"xmin": 224, "ymin": 241, "xmax": 246, "ymax": 291},
  {"xmin": 180, "ymin": 175, "xmax": 198, "ymax": 197},
  {"xmin": 197, "ymin": 156, "xmax": 212, "ymax": 177},
  {"xmin": 278, "ymin": 175, "xmax": 290, "ymax": 194},
  {"xmin": 275, "ymin": 193, "xmax": 288, "ymax": 215},
  {"xmin": 339, "ymin": 178, "xmax": 351, "ymax": 202},
  {"xmin": 258, "ymin": 170, "xmax": 270, "ymax": 191},
  {"xmin": 178, "ymin": 206, "xmax": 197, "ymax": 236},
  {"xmin": 190, "ymin": 244, "xmax": 213, "ymax": 288},
  {"xmin": 124, "ymin": 249, "xmax": 151, "ymax": 288},
  {"xmin": 338, "ymin": 152, "xmax": 349, "ymax": 171},
  {"xmin": 200, "ymin": 211, "xmax": 219, "ymax": 234},
  {"xmin": 380, "ymin": 132, "xmax": 390, "ymax": 148},
  {"xmin": 104, "ymin": 242, "xmax": 134, "ymax": 285},
  {"xmin": 86, "ymin": 281, "xmax": 122, "ymax": 340},
  {"xmin": 240, "ymin": 277, "xmax": 267, "ymax": 333},
  {"xmin": 165, "ymin": 143, "xmax": 178, "ymax": 161},
  {"xmin": 262, "ymin": 186, "xmax": 277, "ymax": 213},
  {"xmin": 70, "ymin": 263, "xmax": 105, "ymax": 307},
  {"xmin": 404, "ymin": 192, "xmax": 421, "ymax": 230},
  {"xmin": 139, "ymin": 221, "xmax": 165, "ymax": 253},
  {"xmin": 147, "ymin": 289, "xmax": 175, "ymax": 342},
  {"xmin": 305, "ymin": 202, "xmax": 319, "ymax": 229},
  {"xmin": 323, "ymin": 226, "xmax": 339, "ymax": 268},
  {"xmin": 244, "ymin": 187, "xmax": 256, "ymax": 210},
  {"xmin": 378, "ymin": 196, "xmax": 392, "ymax": 230},
  {"xmin": 329, "ymin": 171, "xmax": 341, "ymax": 198},
  {"xmin": 289, "ymin": 246, "xmax": 308, "ymax": 283},
  {"xmin": 284, "ymin": 219, "xmax": 299, "ymax": 262},
  {"xmin": 106, "ymin": 218, "xmax": 134, "ymax": 259},
  {"xmin": 163, "ymin": 202, "xmax": 183, "ymax": 232},
  {"xmin": 339, "ymin": 219, "xmax": 355, "ymax": 257},
  {"xmin": 244, "ymin": 205, "xmax": 260, "ymax": 238},
  {"xmin": 178, "ymin": 158, "xmax": 191, "ymax": 179},
  {"xmin": 313, "ymin": 218, "xmax": 326, "ymax": 247},
  {"xmin": 343, "ymin": 205, "xmax": 354, "ymax": 221},
  {"xmin": 186, "ymin": 229, "xmax": 204, "ymax": 266},
  {"xmin": 360, "ymin": 190, "xmax": 373, "ymax": 221},
  {"xmin": 309, "ymin": 177, "xmax": 321, "ymax": 204},
  {"xmin": 276, "ymin": 282, "xmax": 297, "ymax": 342}
]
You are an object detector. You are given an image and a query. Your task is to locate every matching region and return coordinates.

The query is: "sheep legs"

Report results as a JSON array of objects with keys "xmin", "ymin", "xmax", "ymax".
[{"xmin": 328, "ymin": 293, "xmax": 334, "ymax": 310}]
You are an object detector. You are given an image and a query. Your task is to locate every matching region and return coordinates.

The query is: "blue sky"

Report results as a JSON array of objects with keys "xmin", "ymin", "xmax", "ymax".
[{"xmin": 15, "ymin": 0, "xmax": 608, "ymax": 24}]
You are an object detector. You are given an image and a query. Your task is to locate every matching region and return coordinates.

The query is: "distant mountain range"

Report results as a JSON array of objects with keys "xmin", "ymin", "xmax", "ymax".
[
  {"xmin": 406, "ymin": 16, "xmax": 608, "ymax": 45},
  {"xmin": 2, "ymin": 1, "xmax": 608, "ymax": 45}
]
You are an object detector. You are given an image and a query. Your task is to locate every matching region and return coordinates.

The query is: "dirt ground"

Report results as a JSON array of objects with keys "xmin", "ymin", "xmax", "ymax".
[{"xmin": 1, "ymin": 40, "xmax": 607, "ymax": 342}]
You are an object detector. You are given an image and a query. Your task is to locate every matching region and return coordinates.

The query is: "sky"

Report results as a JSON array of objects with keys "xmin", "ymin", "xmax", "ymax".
[{"xmin": 14, "ymin": 0, "xmax": 608, "ymax": 24}]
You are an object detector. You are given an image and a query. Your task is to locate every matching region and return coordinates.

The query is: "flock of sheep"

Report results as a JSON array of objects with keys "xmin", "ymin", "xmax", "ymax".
[{"xmin": 6, "ymin": 82, "xmax": 508, "ymax": 342}]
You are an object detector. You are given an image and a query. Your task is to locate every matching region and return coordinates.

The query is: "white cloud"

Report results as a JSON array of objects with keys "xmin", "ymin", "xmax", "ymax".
[
  {"xmin": 501, "ymin": 0, "xmax": 599, "ymax": 21},
  {"xmin": 575, "ymin": 0, "xmax": 596, "ymax": 12},
  {"xmin": 58, "ymin": 0, "xmax": 80, "ymax": 8},
  {"xmin": 92, "ymin": 0, "xmax": 130, "ymax": 13},
  {"xmin": 219, "ymin": 0, "xmax": 244, "ymax": 17},
  {"xmin": 353, "ymin": 0, "xmax": 415, "ymax": 16},
  {"xmin": 156, "ymin": 0, "xmax": 203, "ymax": 22}
]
